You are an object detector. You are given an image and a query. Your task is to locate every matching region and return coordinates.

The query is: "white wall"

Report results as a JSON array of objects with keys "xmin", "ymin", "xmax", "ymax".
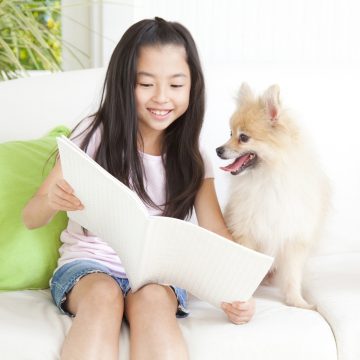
[
  {"xmin": 110, "ymin": 0, "xmax": 360, "ymax": 69},
  {"xmin": 62, "ymin": 0, "xmax": 360, "ymax": 70}
]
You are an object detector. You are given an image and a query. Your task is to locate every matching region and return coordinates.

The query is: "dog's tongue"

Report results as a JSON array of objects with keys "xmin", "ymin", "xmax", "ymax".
[{"xmin": 220, "ymin": 154, "xmax": 249, "ymax": 172}]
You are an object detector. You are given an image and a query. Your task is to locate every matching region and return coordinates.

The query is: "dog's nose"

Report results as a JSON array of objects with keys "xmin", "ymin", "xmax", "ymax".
[{"xmin": 216, "ymin": 146, "xmax": 225, "ymax": 157}]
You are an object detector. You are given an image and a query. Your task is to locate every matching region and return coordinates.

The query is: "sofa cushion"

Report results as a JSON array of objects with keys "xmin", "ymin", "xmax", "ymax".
[
  {"xmin": 0, "ymin": 126, "xmax": 70, "ymax": 290},
  {"xmin": 305, "ymin": 253, "xmax": 360, "ymax": 360},
  {"xmin": 0, "ymin": 288, "xmax": 337, "ymax": 360}
]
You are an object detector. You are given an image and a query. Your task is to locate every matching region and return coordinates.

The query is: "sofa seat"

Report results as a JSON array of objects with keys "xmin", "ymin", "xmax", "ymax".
[
  {"xmin": 185, "ymin": 287, "xmax": 336, "ymax": 360},
  {"xmin": 0, "ymin": 279, "xmax": 337, "ymax": 360},
  {"xmin": 305, "ymin": 253, "xmax": 360, "ymax": 360}
]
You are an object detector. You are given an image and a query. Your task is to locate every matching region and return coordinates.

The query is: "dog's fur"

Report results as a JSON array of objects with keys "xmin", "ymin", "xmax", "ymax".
[{"xmin": 216, "ymin": 83, "xmax": 330, "ymax": 309}]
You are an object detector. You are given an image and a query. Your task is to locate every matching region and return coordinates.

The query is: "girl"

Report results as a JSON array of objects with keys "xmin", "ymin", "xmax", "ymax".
[{"xmin": 23, "ymin": 17, "xmax": 255, "ymax": 360}]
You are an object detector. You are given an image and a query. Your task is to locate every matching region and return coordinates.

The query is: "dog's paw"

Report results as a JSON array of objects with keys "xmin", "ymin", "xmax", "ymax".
[{"xmin": 285, "ymin": 296, "xmax": 317, "ymax": 311}]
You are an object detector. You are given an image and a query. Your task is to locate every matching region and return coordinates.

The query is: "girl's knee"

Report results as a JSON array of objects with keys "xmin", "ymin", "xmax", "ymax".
[
  {"xmin": 68, "ymin": 273, "xmax": 124, "ymax": 314},
  {"xmin": 126, "ymin": 284, "xmax": 177, "ymax": 316},
  {"xmin": 136, "ymin": 284, "xmax": 174, "ymax": 302}
]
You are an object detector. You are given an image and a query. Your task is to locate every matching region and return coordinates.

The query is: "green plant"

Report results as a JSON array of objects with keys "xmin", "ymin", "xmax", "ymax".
[{"xmin": 0, "ymin": 0, "xmax": 85, "ymax": 80}]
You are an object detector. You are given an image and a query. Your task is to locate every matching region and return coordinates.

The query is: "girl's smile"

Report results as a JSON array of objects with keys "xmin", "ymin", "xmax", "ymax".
[{"xmin": 147, "ymin": 108, "xmax": 174, "ymax": 120}]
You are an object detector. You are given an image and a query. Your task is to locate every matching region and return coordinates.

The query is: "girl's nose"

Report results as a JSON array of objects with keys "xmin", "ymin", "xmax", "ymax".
[{"xmin": 152, "ymin": 86, "xmax": 169, "ymax": 103}]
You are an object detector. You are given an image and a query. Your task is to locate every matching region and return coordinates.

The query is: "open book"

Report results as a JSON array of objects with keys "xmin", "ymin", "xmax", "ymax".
[{"xmin": 57, "ymin": 136, "xmax": 273, "ymax": 308}]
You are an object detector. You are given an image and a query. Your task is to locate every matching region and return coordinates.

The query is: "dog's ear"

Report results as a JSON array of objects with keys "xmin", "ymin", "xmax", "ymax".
[
  {"xmin": 261, "ymin": 84, "xmax": 281, "ymax": 125},
  {"xmin": 236, "ymin": 82, "xmax": 254, "ymax": 107}
]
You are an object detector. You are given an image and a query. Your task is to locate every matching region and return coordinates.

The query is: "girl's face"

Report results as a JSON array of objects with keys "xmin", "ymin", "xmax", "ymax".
[{"xmin": 135, "ymin": 44, "xmax": 191, "ymax": 142}]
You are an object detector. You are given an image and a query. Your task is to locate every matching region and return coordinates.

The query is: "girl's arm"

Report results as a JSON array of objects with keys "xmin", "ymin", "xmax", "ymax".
[
  {"xmin": 22, "ymin": 159, "xmax": 83, "ymax": 229},
  {"xmin": 194, "ymin": 178, "xmax": 232, "ymax": 240},
  {"xmin": 194, "ymin": 178, "xmax": 256, "ymax": 324}
]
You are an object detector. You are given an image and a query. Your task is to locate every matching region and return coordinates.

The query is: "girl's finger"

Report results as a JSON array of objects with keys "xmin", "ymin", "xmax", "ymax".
[
  {"xmin": 231, "ymin": 301, "xmax": 250, "ymax": 311},
  {"xmin": 57, "ymin": 179, "xmax": 74, "ymax": 193},
  {"xmin": 222, "ymin": 302, "xmax": 249, "ymax": 316},
  {"xmin": 231, "ymin": 298, "xmax": 256, "ymax": 313},
  {"xmin": 50, "ymin": 197, "xmax": 84, "ymax": 211},
  {"xmin": 52, "ymin": 186, "xmax": 83, "ymax": 206},
  {"xmin": 224, "ymin": 307, "xmax": 247, "ymax": 320},
  {"xmin": 226, "ymin": 312, "xmax": 250, "ymax": 324}
]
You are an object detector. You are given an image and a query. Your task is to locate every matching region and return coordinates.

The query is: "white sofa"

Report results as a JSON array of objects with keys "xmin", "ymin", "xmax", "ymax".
[{"xmin": 1, "ymin": 67, "xmax": 359, "ymax": 360}]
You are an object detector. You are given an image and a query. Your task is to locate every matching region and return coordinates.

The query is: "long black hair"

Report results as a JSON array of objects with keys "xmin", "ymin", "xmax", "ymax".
[{"xmin": 75, "ymin": 17, "xmax": 205, "ymax": 220}]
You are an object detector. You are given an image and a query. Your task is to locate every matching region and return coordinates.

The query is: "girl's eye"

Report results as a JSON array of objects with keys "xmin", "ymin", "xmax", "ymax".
[
  {"xmin": 171, "ymin": 84, "xmax": 184, "ymax": 88},
  {"xmin": 230, "ymin": 131, "xmax": 233, "ymax": 137},
  {"xmin": 239, "ymin": 133, "xmax": 250, "ymax": 142},
  {"xmin": 138, "ymin": 83, "xmax": 153, "ymax": 87}
]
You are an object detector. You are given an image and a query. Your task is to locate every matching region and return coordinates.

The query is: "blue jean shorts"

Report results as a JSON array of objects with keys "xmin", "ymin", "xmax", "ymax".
[{"xmin": 50, "ymin": 260, "xmax": 189, "ymax": 318}]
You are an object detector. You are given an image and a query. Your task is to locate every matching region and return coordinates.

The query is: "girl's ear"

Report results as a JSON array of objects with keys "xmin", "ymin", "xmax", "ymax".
[
  {"xmin": 260, "ymin": 84, "xmax": 281, "ymax": 125},
  {"xmin": 236, "ymin": 82, "xmax": 254, "ymax": 107}
]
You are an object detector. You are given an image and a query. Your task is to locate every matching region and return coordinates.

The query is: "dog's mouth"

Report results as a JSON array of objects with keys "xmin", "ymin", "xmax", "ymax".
[{"xmin": 220, "ymin": 152, "xmax": 258, "ymax": 175}]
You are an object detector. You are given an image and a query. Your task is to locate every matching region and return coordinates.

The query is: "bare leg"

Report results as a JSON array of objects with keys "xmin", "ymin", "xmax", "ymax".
[
  {"xmin": 278, "ymin": 241, "xmax": 315, "ymax": 310},
  {"xmin": 125, "ymin": 284, "xmax": 188, "ymax": 360},
  {"xmin": 61, "ymin": 273, "xmax": 124, "ymax": 360}
]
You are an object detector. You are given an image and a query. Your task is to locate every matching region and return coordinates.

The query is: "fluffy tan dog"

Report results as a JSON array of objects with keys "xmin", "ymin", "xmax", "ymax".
[{"xmin": 216, "ymin": 83, "xmax": 330, "ymax": 309}]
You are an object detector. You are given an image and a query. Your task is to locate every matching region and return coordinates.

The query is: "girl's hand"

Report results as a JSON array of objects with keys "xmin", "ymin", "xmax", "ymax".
[
  {"xmin": 221, "ymin": 297, "xmax": 256, "ymax": 325},
  {"xmin": 47, "ymin": 179, "xmax": 84, "ymax": 212}
]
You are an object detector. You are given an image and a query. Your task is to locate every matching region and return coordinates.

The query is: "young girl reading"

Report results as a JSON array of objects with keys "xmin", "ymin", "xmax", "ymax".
[{"xmin": 23, "ymin": 17, "xmax": 255, "ymax": 360}]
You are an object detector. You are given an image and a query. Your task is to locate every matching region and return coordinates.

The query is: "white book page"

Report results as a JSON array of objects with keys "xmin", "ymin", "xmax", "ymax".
[
  {"xmin": 57, "ymin": 136, "xmax": 273, "ymax": 308},
  {"xmin": 139, "ymin": 216, "xmax": 273, "ymax": 308},
  {"xmin": 57, "ymin": 136, "xmax": 149, "ymax": 286}
]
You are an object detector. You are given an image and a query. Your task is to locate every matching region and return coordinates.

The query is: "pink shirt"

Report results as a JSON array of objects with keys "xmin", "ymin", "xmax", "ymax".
[{"xmin": 56, "ymin": 119, "xmax": 214, "ymax": 278}]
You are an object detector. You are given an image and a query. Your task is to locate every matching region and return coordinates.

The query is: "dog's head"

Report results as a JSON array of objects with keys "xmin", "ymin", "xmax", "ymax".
[{"xmin": 216, "ymin": 83, "xmax": 294, "ymax": 175}]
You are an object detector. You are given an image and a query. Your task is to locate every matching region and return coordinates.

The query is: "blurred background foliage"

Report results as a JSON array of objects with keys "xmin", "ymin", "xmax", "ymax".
[{"xmin": 0, "ymin": 0, "xmax": 84, "ymax": 80}]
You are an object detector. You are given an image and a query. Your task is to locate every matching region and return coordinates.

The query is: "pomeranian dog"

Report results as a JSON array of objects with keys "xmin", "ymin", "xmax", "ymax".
[{"xmin": 216, "ymin": 83, "xmax": 330, "ymax": 309}]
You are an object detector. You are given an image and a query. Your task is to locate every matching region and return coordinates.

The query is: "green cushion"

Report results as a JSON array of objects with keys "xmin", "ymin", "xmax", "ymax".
[{"xmin": 0, "ymin": 126, "xmax": 70, "ymax": 290}]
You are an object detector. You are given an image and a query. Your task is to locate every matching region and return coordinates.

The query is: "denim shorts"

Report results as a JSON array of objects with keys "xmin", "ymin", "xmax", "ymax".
[{"xmin": 50, "ymin": 260, "xmax": 189, "ymax": 318}]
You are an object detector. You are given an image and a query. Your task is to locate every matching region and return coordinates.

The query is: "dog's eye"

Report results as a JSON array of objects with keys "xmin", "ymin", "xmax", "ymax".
[{"xmin": 239, "ymin": 133, "xmax": 250, "ymax": 143}]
